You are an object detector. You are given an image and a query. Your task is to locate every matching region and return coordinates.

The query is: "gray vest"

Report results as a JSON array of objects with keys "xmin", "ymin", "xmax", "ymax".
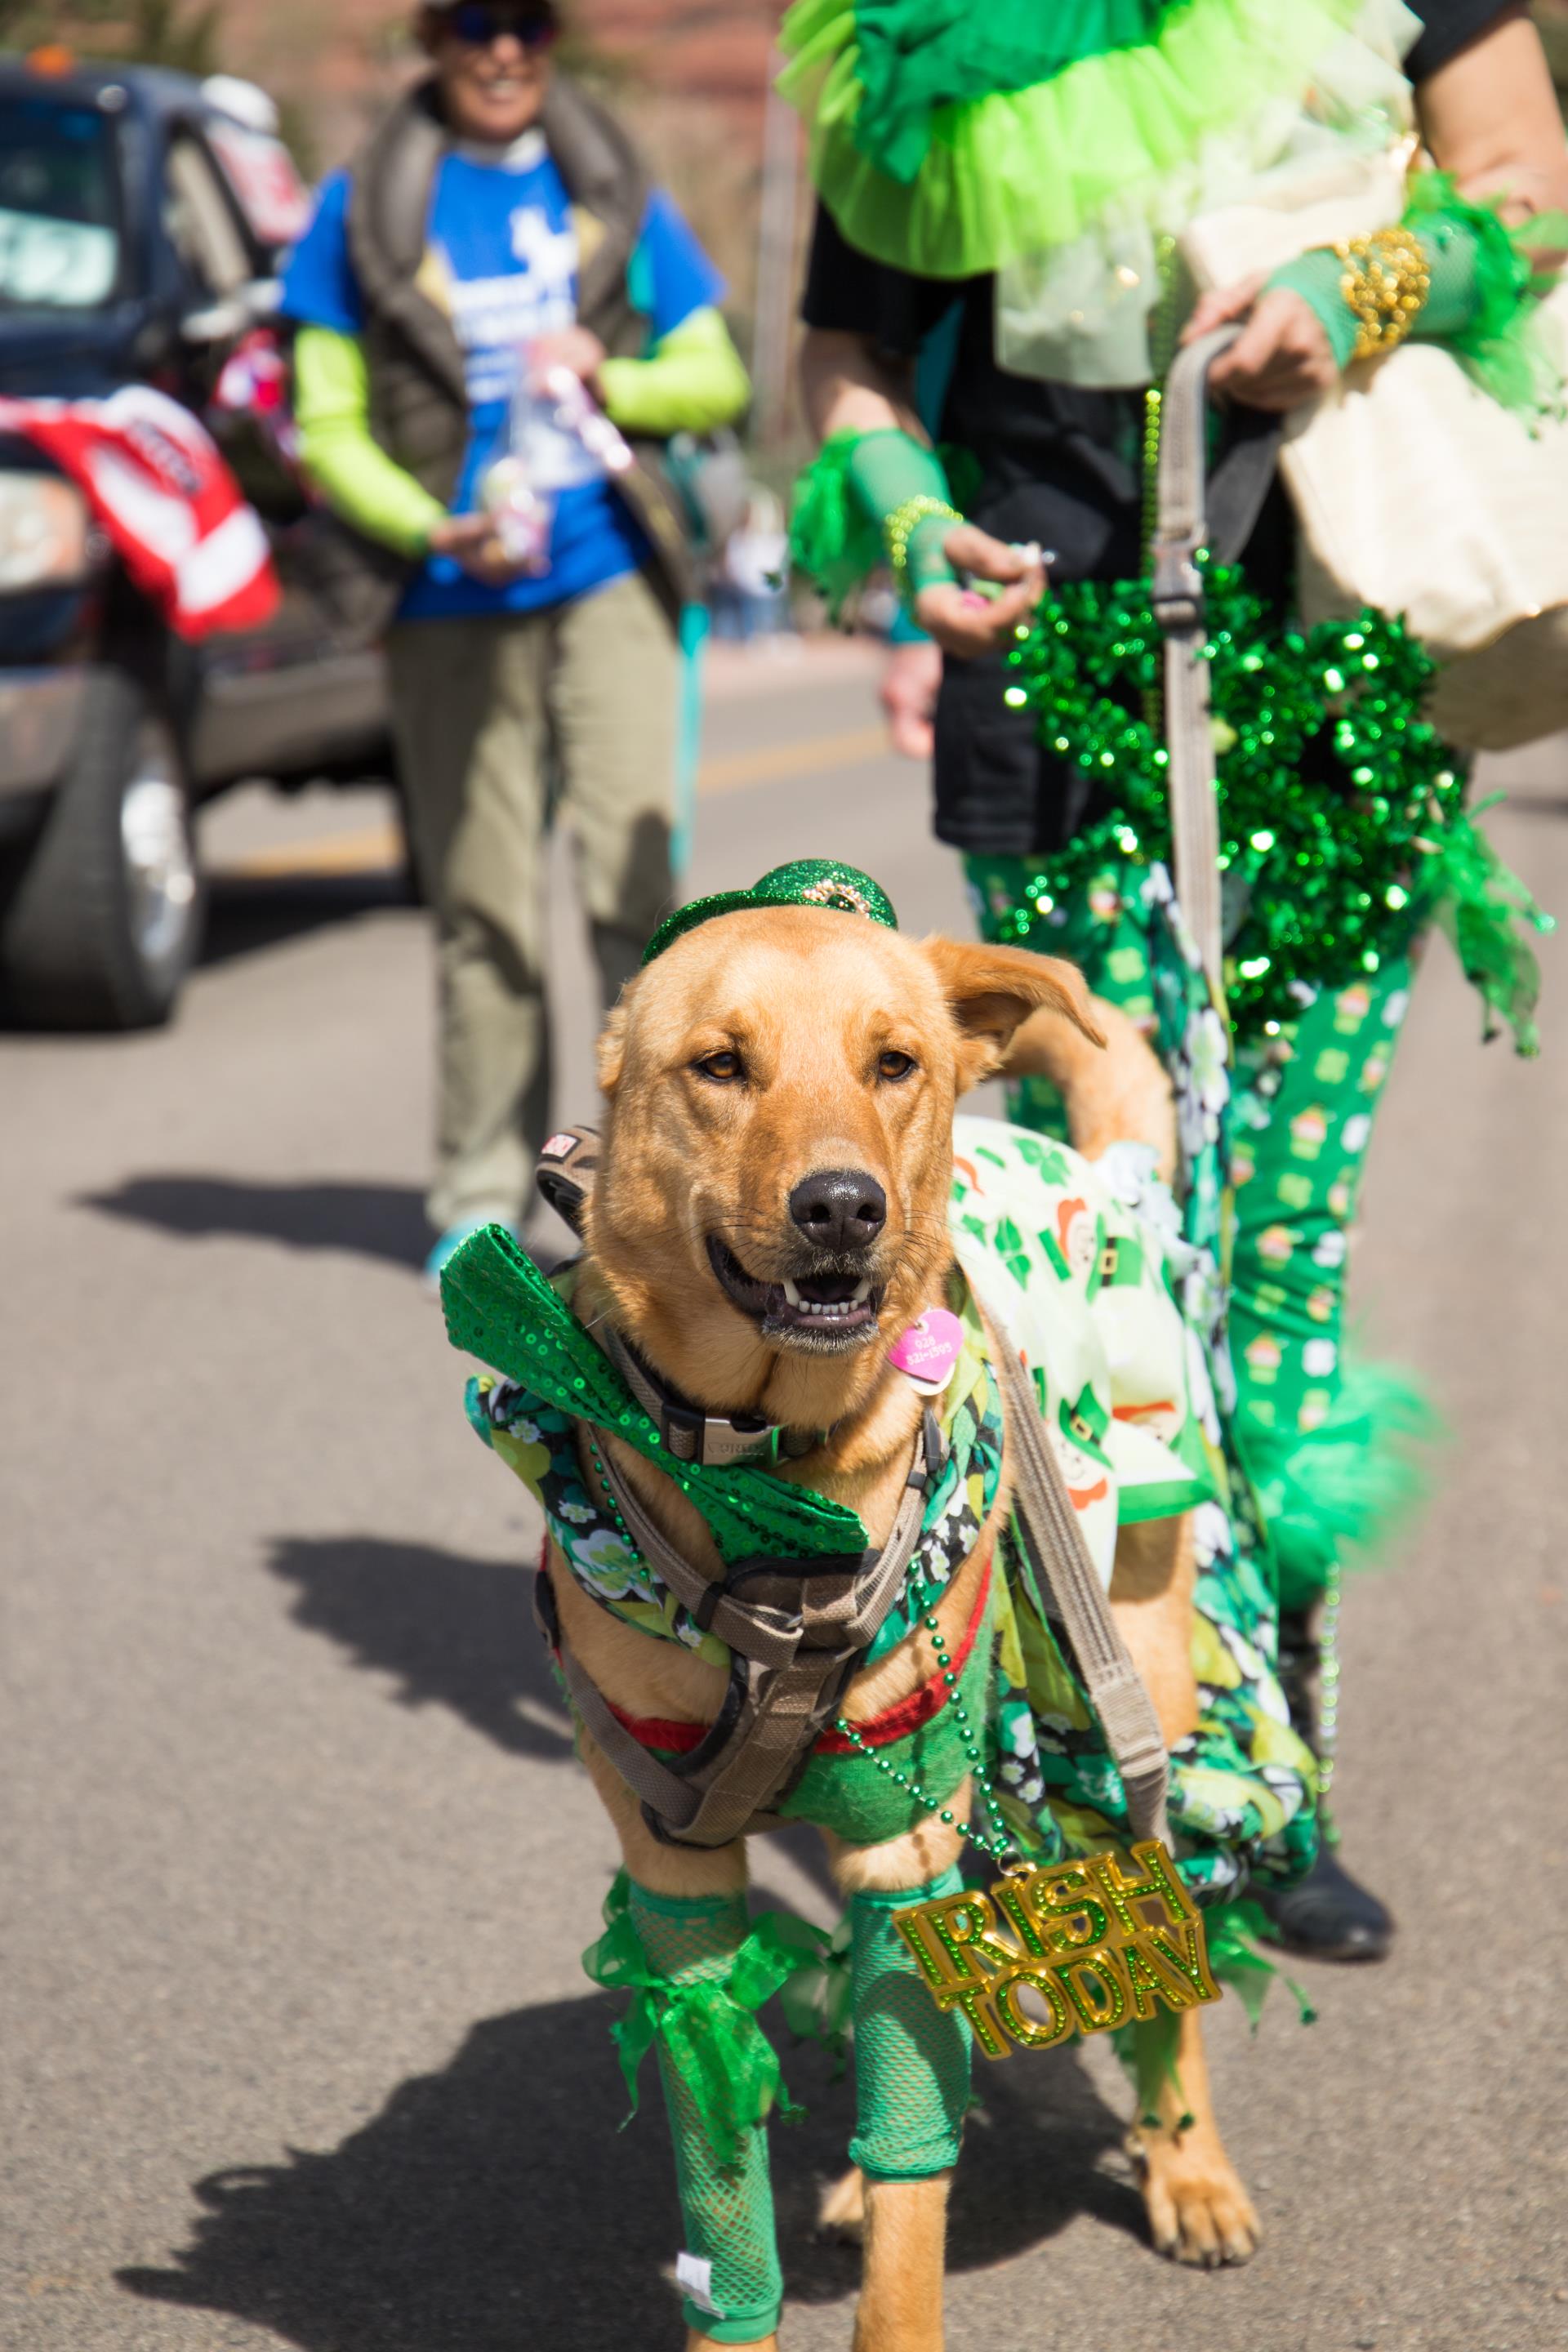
[{"xmin": 314, "ymin": 75, "xmax": 696, "ymax": 635}]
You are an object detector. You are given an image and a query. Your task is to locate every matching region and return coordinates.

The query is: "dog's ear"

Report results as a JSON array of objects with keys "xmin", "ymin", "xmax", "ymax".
[
  {"xmin": 922, "ymin": 937, "xmax": 1105, "ymax": 1092},
  {"xmin": 595, "ymin": 1000, "xmax": 630, "ymax": 1096}
]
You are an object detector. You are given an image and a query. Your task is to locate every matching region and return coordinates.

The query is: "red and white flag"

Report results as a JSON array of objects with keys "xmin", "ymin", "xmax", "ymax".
[{"xmin": 0, "ymin": 384, "xmax": 281, "ymax": 639}]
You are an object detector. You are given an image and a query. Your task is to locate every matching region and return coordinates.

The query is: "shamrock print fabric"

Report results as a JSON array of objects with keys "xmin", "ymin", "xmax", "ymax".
[
  {"xmin": 949, "ymin": 1114, "xmax": 1316, "ymax": 1898},
  {"xmin": 948, "ymin": 1111, "xmax": 1218, "ymax": 1586},
  {"xmin": 969, "ymin": 846, "xmax": 1423, "ymax": 1610},
  {"xmin": 988, "ymin": 1490, "xmax": 1318, "ymax": 1901}
]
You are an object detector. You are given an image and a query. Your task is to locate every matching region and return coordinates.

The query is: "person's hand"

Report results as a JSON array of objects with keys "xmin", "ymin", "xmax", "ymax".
[
  {"xmin": 913, "ymin": 523, "xmax": 1047, "ymax": 659},
  {"xmin": 428, "ymin": 512, "xmax": 537, "ymax": 585},
  {"xmin": 1183, "ymin": 276, "xmax": 1339, "ymax": 412},
  {"xmin": 528, "ymin": 326, "xmax": 608, "ymax": 393},
  {"xmin": 880, "ymin": 637, "xmax": 942, "ymax": 759}
]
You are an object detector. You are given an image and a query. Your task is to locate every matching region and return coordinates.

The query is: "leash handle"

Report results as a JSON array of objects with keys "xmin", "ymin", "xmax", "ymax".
[{"xmin": 1149, "ymin": 323, "xmax": 1248, "ymax": 1004}]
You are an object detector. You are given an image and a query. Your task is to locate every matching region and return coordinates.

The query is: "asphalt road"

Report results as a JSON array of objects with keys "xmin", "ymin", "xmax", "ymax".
[{"xmin": 4, "ymin": 644, "xmax": 1566, "ymax": 2352}]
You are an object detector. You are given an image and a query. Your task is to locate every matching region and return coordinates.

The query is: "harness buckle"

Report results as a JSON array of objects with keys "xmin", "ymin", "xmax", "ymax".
[{"xmin": 658, "ymin": 1397, "xmax": 775, "ymax": 1466}]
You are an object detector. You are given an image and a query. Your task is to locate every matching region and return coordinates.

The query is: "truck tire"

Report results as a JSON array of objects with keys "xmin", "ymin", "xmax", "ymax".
[{"xmin": 1, "ymin": 670, "xmax": 204, "ymax": 1031}]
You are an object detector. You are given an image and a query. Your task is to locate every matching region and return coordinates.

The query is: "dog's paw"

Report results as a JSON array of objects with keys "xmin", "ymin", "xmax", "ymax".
[
  {"xmin": 1133, "ymin": 2131, "xmax": 1261, "ymax": 2268},
  {"xmin": 817, "ymin": 2163, "xmax": 866, "ymax": 2242}
]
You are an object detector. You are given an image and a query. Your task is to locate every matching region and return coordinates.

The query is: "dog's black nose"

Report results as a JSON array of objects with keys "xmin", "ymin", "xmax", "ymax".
[{"xmin": 788, "ymin": 1168, "xmax": 887, "ymax": 1252}]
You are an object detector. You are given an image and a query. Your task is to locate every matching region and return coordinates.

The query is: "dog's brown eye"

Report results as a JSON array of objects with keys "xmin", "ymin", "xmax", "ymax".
[
  {"xmin": 695, "ymin": 1049, "xmax": 745, "ymax": 1084},
  {"xmin": 878, "ymin": 1049, "xmax": 916, "ymax": 1082}
]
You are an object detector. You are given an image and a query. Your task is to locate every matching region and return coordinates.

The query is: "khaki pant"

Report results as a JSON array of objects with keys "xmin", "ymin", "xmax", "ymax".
[{"xmin": 388, "ymin": 568, "xmax": 679, "ymax": 1232}]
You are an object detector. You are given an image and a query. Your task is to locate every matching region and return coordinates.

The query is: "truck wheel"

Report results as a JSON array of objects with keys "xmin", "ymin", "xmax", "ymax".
[{"xmin": 1, "ymin": 671, "xmax": 204, "ymax": 1031}]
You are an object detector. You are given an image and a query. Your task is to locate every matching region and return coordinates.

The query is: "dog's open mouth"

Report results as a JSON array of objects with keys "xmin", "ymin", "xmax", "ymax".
[{"xmin": 706, "ymin": 1237, "xmax": 882, "ymax": 1348}]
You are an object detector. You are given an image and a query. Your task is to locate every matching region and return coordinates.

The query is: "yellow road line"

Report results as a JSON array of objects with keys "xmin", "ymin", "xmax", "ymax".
[
  {"xmin": 696, "ymin": 724, "xmax": 889, "ymax": 796},
  {"xmin": 214, "ymin": 720, "xmax": 893, "ymax": 880},
  {"xmin": 218, "ymin": 824, "xmax": 406, "ymax": 879}
]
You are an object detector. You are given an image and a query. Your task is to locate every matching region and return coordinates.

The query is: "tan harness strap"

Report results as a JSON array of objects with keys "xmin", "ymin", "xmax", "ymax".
[
  {"xmin": 551, "ymin": 1424, "xmax": 933, "ymax": 1850},
  {"xmin": 594, "ymin": 1449, "xmax": 801, "ymax": 1669},
  {"xmin": 539, "ymin": 1579, "xmax": 721, "ymax": 1825}
]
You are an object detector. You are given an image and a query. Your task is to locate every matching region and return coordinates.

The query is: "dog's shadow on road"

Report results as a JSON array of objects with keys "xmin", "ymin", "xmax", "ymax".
[
  {"xmin": 267, "ymin": 1536, "xmax": 575, "ymax": 1764},
  {"xmin": 200, "ymin": 869, "xmax": 415, "ymax": 973},
  {"xmin": 118, "ymin": 1991, "xmax": 1139, "ymax": 2352},
  {"xmin": 206, "ymin": 1539, "xmax": 1143, "ymax": 2339},
  {"xmin": 80, "ymin": 1173, "xmax": 432, "ymax": 1269}
]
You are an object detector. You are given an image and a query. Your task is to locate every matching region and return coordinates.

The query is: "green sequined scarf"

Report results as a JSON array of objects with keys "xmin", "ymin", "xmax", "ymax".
[
  {"xmin": 453, "ymin": 1231, "xmax": 1003, "ymax": 1672},
  {"xmin": 443, "ymin": 1223, "xmax": 866, "ymax": 1565}
]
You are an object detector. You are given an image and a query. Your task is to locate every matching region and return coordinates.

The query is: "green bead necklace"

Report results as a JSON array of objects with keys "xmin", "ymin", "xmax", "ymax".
[
  {"xmin": 586, "ymin": 1428, "xmax": 634, "ymax": 1546},
  {"xmin": 833, "ymin": 1582, "xmax": 1021, "ymax": 1872}
]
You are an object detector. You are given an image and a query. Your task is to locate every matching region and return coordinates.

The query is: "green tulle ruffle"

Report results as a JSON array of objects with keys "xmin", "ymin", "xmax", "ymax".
[
  {"xmin": 832, "ymin": 0, "xmax": 1181, "ymax": 185},
  {"xmin": 778, "ymin": 0, "xmax": 1362, "ymax": 278}
]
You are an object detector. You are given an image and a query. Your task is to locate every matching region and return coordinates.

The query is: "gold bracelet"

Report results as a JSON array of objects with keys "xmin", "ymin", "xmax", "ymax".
[
  {"xmin": 1334, "ymin": 224, "xmax": 1431, "ymax": 362},
  {"xmin": 884, "ymin": 494, "xmax": 963, "ymax": 596}
]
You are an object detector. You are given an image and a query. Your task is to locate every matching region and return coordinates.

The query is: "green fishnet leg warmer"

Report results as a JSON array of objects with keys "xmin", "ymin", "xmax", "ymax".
[
  {"xmin": 627, "ymin": 1882, "xmax": 784, "ymax": 2345},
  {"xmin": 848, "ymin": 1867, "xmax": 973, "ymax": 2181}
]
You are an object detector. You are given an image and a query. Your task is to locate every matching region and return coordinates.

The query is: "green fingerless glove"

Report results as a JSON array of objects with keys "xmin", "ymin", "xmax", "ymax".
[
  {"xmin": 1262, "ymin": 246, "xmax": 1361, "ymax": 371},
  {"xmin": 1264, "ymin": 172, "xmax": 1568, "ymax": 417},
  {"xmin": 1263, "ymin": 222, "xmax": 1490, "ymax": 374},
  {"xmin": 846, "ymin": 428, "xmax": 960, "ymax": 603},
  {"xmin": 790, "ymin": 427, "xmax": 960, "ymax": 617}
]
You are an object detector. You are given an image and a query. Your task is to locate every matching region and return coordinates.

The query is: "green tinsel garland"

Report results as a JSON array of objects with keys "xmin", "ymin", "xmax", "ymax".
[{"xmin": 1004, "ymin": 559, "xmax": 1553, "ymax": 1043}]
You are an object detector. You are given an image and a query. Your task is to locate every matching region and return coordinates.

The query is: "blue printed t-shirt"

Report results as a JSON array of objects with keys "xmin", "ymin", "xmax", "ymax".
[{"xmin": 281, "ymin": 129, "xmax": 723, "ymax": 620}]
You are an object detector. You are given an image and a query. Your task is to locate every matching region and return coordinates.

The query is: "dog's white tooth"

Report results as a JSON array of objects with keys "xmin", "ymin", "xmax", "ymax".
[
  {"xmin": 782, "ymin": 1277, "xmax": 803, "ymax": 1307},
  {"xmin": 851, "ymin": 1278, "xmax": 871, "ymax": 1303}
]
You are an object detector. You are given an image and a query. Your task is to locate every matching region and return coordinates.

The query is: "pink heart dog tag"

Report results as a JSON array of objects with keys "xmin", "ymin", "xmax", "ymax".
[{"xmin": 888, "ymin": 1308, "xmax": 964, "ymax": 1396}]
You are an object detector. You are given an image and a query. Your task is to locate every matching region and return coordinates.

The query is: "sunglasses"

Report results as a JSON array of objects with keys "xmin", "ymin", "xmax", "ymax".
[{"xmin": 445, "ymin": 3, "xmax": 558, "ymax": 49}]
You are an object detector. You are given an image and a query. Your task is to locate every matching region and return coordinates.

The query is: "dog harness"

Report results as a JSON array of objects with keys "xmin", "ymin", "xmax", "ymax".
[{"xmin": 444, "ymin": 1116, "xmax": 1228, "ymax": 1858}]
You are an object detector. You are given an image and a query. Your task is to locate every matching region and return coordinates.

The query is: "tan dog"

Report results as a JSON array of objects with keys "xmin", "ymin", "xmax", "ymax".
[{"xmin": 554, "ymin": 906, "xmax": 1258, "ymax": 2352}]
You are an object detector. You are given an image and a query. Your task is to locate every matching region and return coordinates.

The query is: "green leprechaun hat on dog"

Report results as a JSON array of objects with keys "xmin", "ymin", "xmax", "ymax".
[{"xmin": 642, "ymin": 859, "xmax": 898, "ymax": 966}]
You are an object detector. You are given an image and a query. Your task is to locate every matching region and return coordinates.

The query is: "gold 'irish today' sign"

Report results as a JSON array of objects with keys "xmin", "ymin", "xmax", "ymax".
[{"xmin": 891, "ymin": 1839, "xmax": 1221, "ymax": 2060}]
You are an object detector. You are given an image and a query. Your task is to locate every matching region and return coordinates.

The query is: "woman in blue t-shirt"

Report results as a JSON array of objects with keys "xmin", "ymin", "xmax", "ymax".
[{"xmin": 282, "ymin": 0, "xmax": 749, "ymax": 1276}]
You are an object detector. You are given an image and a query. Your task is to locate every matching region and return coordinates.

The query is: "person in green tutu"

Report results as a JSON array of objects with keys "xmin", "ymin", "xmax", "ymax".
[{"xmin": 786, "ymin": 0, "xmax": 1567, "ymax": 1960}]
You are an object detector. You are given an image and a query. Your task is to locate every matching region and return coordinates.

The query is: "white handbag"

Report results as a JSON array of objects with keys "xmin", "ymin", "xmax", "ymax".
[{"xmin": 1182, "ymin": 151, "xmax": 1568, "ymax": 752}]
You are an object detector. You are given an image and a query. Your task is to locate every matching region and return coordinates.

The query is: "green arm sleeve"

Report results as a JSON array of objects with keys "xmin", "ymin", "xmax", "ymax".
[
  {"xmin": 596, "ymin": 306, "xmax": 751, "ymax": 439},
  {"xmin": 292, "ymin": 324, "xmax": 446, "ymax": 559}
]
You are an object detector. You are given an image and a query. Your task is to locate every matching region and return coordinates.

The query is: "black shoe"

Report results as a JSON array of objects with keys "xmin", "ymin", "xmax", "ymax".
[{"xmin": 1258, "ymin": 1844, "xmax": 1395, "ymax": 1963}]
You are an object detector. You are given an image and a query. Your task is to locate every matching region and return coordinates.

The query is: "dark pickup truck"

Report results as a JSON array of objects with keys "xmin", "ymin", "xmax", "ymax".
[{"xmin": 0, "ymin": 51, "xmax": 391, "ymax": 1029}]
